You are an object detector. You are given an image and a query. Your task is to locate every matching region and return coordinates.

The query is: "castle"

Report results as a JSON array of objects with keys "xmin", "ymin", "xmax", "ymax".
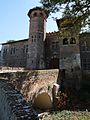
[{"xmin": 1, "ymin": 7, "xmax": 90, "ymax": 75}]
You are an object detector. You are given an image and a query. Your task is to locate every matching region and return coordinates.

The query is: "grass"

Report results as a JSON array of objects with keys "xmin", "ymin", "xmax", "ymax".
[{"xmin": 43, "ymin": 110, "xmax": 90, "ymax": 120}]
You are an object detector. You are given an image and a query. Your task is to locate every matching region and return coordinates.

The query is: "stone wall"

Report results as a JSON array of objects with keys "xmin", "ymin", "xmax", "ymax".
[
  {"xmin": 1, "ymin": 39, "xmax": 28, "ymax": 68},
  {"xmin": 0, "ymin": 79, "xmax": 38, "ymax": 120},
  {"xmin": 45, "ymin": 32, "xmax": 60, "ymax": 69},
  {"xmin": 0, "ymin": 69, "xmax": 82, "ymax": 103},
  {"xmin": 0, "ymin": 69, "xmax": 59, "ymax": 102},
  {"xmin": 79, "ymin": 33, "xmax": 90, "ymax": 71}
]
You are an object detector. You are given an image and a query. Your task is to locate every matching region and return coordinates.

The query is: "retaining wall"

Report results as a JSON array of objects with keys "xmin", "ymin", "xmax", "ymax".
[
  {"xmin": 0, "ymin": 69, "xmax": 82, "ymax": 102},
  {"xmin": 0, "ymin": 80, "xmax": 38, "ymax": 120}
]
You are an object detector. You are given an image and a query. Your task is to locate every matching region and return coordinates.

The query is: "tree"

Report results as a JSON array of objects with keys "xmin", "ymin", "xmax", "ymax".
[
  {"xmin": 40, "ymin": 0, "xmax": 90, "ymax": 29},
  {"xmin": 6, "ymin": 40, "xmax": 15, "ymax": 43}
]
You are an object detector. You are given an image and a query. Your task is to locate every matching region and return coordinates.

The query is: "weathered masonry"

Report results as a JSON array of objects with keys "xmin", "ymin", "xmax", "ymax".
[
  {"xmin": 0, "ymin": 80, "xmax": 38, "ymax": 120},
  {"xmin": 0, "ymin": 7, "xmax": 90, "ymax": 75}
]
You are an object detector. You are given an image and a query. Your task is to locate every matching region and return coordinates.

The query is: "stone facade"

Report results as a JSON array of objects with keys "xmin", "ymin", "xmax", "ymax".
[
  {"xmin": 79, "ymin": 33, "xmax": 90, "ymax": 72},
  {"xmin": 1, "ymin": 39, "xmax": 28, "ymax": 67},
  {"xmin": 1, "ymin": 7, "xmax": 90, "ymax": 73}
]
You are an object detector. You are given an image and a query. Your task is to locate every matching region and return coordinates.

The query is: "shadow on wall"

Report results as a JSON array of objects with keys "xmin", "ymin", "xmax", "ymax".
[{"xmin": 55, "ymin": 69, "xmax": 90, "ymax": 112}]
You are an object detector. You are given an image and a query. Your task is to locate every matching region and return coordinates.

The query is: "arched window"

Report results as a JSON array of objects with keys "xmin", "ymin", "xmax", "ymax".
[
  {"xmin": 70, "ymin": 37, "xmax": 76, "ymax": 44},
  {"xmin": 40, "ymin": 12, "xmax": 43, "ymax": 17},
  {"xmin": 63, "ymin": 38, "xmax": 68, "ymax": 45},
  {"xmin": 33, "ymin": 12, "xmax": 37, "ymax": 17}
]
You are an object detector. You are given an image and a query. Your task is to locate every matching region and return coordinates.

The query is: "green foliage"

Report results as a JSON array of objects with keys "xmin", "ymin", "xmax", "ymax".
[
  {"xmin": 43, "ymin": 110, "xmax": 90, "ymax": 120},
  {"xmin": 40, "ymin": 0, "xmax": 90, "ymax": 29},
  {"xmin": 6, "ymin": 40, "xmax": 15, "ymax": 43}
]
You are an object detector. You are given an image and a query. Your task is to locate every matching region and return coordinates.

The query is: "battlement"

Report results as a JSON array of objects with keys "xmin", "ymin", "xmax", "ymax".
[
  {"xmin": 46, "ymin": 31, "xmax": 60, "ymax": 39},
  {"xmin": 28, "ymin": 7, "xmax": 48, "ymax": 18}
]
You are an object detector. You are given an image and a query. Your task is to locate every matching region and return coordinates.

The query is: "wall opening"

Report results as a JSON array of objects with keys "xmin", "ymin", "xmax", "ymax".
[
  {"xmin": 33, "ymin": 92, "xmax": 52, "ymax": 109},
  {"xmin": 70, "ymin": 37, "xmax": 76, "ymax": 44},
  {"xmin": 49, "ymin": 58, "xmax": 59, "ymax": 69},
  {"xmin": 63, "ymin": 38, "xmax": 68, "ymax": 45}
]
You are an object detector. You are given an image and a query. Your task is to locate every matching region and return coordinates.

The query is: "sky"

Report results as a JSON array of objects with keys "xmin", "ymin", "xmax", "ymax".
[{"xmin": 0, "ymin": 0, "xmax": 62, "ymax": 46}]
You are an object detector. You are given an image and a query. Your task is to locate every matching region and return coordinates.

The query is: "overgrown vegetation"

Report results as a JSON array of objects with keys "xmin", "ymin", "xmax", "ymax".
[
  {"xmin": 43, "ymin": 88, "xmax": 90, "ymax": 120},
  {"xmin": 43, "ymin": 110, "xmax": 90, "ymax": 120},
  {"xmin": 40, "ymin": 0, "xmax": 90, "ymax": 31}
]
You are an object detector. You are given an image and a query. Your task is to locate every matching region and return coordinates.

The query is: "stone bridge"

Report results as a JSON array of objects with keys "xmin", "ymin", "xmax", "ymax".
[
  {"xmin": 0, "ymin": 69, "xmax": 59, "ymax": 120},
  {"xmin": 0, "ymin": 69, "xmax": 81, "ymax": 119}
]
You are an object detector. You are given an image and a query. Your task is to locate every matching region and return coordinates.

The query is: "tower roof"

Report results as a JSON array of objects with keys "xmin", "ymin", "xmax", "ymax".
[{"xmin": 28, "ymin": 7, "xmax": 48, "ymax": 17}]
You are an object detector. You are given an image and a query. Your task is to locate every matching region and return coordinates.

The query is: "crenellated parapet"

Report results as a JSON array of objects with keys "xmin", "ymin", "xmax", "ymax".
[
  {"xmin": 46, "ymin": 31, "xmax": 60, "ymax": 37},
  {"xmin": 46, "ymin": 31, "xmax": 61, "ymax": 43}
]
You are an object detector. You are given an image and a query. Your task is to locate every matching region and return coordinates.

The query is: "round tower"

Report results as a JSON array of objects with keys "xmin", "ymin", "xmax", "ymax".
[{"xmin": 27, "ymin": 7, "xmax": 47, "ymax": 69}]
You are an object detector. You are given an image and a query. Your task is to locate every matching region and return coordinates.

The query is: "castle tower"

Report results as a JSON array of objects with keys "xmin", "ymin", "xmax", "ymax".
[
  {"xmin": 56, "ymin": 17, "xmax": 82, "ymax": 89},
  {"xmin": 27, "ymin": 7, "xmax": 47, "ymax": 69}
]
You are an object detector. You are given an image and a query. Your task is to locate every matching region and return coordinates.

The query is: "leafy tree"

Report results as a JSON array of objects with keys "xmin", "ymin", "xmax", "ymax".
[
  {"xmin": 40, "ymin": 0, "xmax": 90, "ymax": 29},
  {"xmin": 7, "ymin": 40, "xmax": 15, "ymax": 43}
]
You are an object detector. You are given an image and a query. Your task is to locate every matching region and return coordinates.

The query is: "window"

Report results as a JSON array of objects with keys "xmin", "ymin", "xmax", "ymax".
[
  {"xmin": 10, "ymin": 47, "xmax": 15, "ymax": 54},
  {"xmin": 26, "ymin": 45, "xmax": 28, "ymax": 53},
  {"xmin": 23, "ymin": 45, "xmax": 28, "ymax": 53},
  {"xmin": 33, "ymin": 12, "xmax": 37, "ymax": 17},
  {"xmin": 63, "ymin": 38, "xmax": 68, "ymax": 45},
  {"xmin": 40, "ymin": 12, "xmax": 43, "ymax": 17},
  {"xmin": 71, "ymin": 68, "xmax": 73, "ymax": 72},
  {"xmin": 3, "ymin": 48, "xmax": 7, "ymax": 55},
  {"xmin": 52, "ymin": 42, "xmax": 55, "ymax": 49},
  {"xmin": 13, "ymin": 47, "xmax": 15, "ymax": 54},
  {"xmin": 10, "ymin": 48, "xmax": 13, "ymax": 54},
  {"xmin": 52, "ymin": 41, "xmax": 59, "ymax": 50},
  {"xmin": 38, "ymin": 33, "xmax": 41, "ymax": 39},
  {"xmin": 70, "ymin": 37, "xmax": 76, "ymax": 44},
  {"xmin": 56, "ymin": 42, "xmax": 59, "ymax": 48},
  {"xmin": 31, "ymin": 35, "xmax": 37, "ymax": 43}
]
